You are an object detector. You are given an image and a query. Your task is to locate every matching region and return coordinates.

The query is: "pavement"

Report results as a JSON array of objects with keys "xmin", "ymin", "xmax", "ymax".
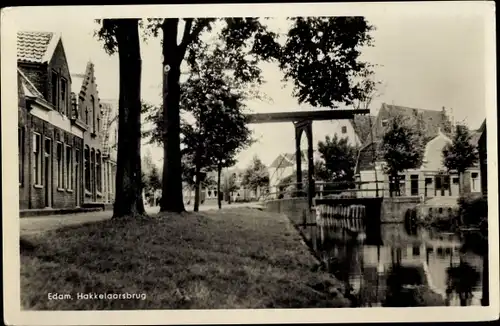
[{"xmin": 20, "ymin": 202, "xmax": 264, "ymax": 236}]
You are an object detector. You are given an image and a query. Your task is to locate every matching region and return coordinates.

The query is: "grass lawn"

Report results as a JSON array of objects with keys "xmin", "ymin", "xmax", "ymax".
[{"xmin": 20, "ymin": 207, "xmax": 351, "ymax": 310}]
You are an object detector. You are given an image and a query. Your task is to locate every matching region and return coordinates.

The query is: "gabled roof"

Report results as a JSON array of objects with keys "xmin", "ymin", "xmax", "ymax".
[
  {"xmin": 469, "ymin": 130, "xmax": 482, "ymax": 146},
  {"xmin": 372, "ymin": 103, "xmax": 448, "ymax": 143},
  {"xmin": 351, "ymin": 114, "xmax": 376, "ymax": 144},
  {"xmin": 17, "ymin": 68, "xmax": 44, "ymax": 99},
  {"xmin": 100, "ymin": 99, "xmax": 119, "ymax": 155},
  {"xmin": 268, "ymin": 150, "xmax": 308, "ymax": 169},
  {"xmin": 355, "ymin": 103, "xmax": 455, "ymax": 174},
  {"xmin": 71, "ymin": 62, "xmax": 95, "ymax": 97},
  {"xmin": 17, "ymin": 31, "xmax": 61, "ymax": 64}
]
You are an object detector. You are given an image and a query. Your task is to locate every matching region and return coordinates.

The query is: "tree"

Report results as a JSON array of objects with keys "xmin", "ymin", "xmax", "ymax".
[
  {"xmin": 141, "ymin": 17, "xmax": 374, "ymax": 212},
  {"xmin": 442, "ymin": 124, "xmax": 478, "ymax": 196},
  {"xmin": 145, "ymin": 44, "xmax": 254, "ymax": 211},
  {"xmin": 380, "ymin": 115, "xmax": 425, "ymax": 197},
  {"xmin": 95, "ymin": 19, "xmax": 145, "ymax": 218},
  {"xmin": 317, "ymin": 135, "xmax": 358, "ymax": 192},
  {"xmin": 148, "ymin": 165, "xmax": 162, "ymax": 193},
  {"xmin": 223, "ymin": 172, "xmax": 239, "ymax": 203},
  {"xmin": 241, "ymin": 156, "xmax": 270, "ymax": 199},
  {"xmin": 440, "ymin": 107, "xmax": 453, "ymax": 135}
]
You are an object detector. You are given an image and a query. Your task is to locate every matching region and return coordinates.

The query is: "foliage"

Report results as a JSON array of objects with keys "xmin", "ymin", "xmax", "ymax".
[
  {"xmin": 317, "ymin": 135, "xmax": 358, "ymax": 186},
  {"xmin": 147, "ymin": 166, "xmax": 162, "ymax": 193},
  {"xmin": 442, "ymin": 124, "xmax": 478, "ymax": 173},
  {"xmin": 457, "ymin": 193, "xmax": 488, "ymax": 227},
  {"xmin": 97, "ymin": 17, "xmax": 376, "ymax": 212},
  {"xmin": 446, "ymin": 261, "xmax": 481, "ymax": 306},
  {"xmin": 241, "ymin": 156, "xmax": 270, "ymax": 192},
  {"xmin": 223, "ymin": 172, "xmax": 240, "ymax": 194},
  {"xmin": 440, "ymin": 107, "xmax": 453, "ymax": 135},
  {"xmin": 279, "ymin": 17, "xmax": 375, "ymax": 108},
  {"xmin": 144, "ymin": 45, "xmax": 254, "ymax": 175},
  {"xmin": 457, "ymin": 193, "xmax": 488, "ymax": 255},
  {"xmin": 380, "ymin": 115, "xmax": 424, "ymax": 195}
]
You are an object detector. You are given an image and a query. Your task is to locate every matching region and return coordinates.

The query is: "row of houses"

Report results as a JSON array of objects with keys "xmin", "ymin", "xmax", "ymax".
[
  {"xmin": 18, "ymin": 31, "xmax": 118, "ymax": 210},
  {"xmin": 265, "ymin": 103, "xmax": 484, "ymax": 200}
]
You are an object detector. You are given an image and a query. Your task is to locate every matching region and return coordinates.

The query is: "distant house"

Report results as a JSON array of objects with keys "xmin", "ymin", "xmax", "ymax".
[
  {"xmin": 477, "ymin": 119, "xmax": 487, "ymax": 196},
  {"xmin": 355, "ymin": 103, "xmax": 481, "ymax": 199},
  {"xmin": 266, "ymin": 117, "xmax": 370, "ymax": 198},
  {"xmin": 99, "ymin": 99, "xmax": 118, "ymax": 204},
  {"xmin": 71, "ymin": 61, "xmax": 110, "ymax": 207}
]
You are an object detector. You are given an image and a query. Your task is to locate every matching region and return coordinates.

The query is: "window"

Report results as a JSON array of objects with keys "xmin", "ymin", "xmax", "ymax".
[
  {"xmin": 452, "ymin": 177, "xmax": 459, "ymax": 184},
  {"xmin": 96, "ymin": 151, "xmax": 102, "ymax": 192},
  {"xmin": 18, "ymin": 127, "xmax": 25, "ymax": 186},
  {"xmin": 471, "ymin": 172, "xmax": 478, "ymax": 191},
  {"xmin": 85, "ymin": 108, "xmax": 89, "ymax": 124},
  {"xmin": 61, "ymin": 78, "xmax": 67, "ymax": 115},
  {"xmin": 66, "ymin": 145, "xmax": 72, "ymax": 190},
  {"xmin": 410, "ymin": 175, "xmax": 419, "ymax": 196},
  {"xmin": 91, "ymin": 148, "xmax": 95, "ymax": 193},
  {"xmin": 84, "ymin": 146, "xmax": 90, "ymax": 192},
  {"xmin": 381, "ymin": 119, "xmax": 388, "ymax": 127},
  {"xmin": 91, "ymin": 96, "xmax": 96, "ymax": 133},
  {"xmin": 341, "ymin": 126, "xmax": 347, "ymax": 134},
  {"xmin": 97, "ymin": 116, "xmax": 101, "ymax": 133},
  {"xmin": 57, "ymin": 142, "xmax": 63, "ymax": 188},
  {"xmin": 412, "ymin": 246, "xmax": 420, "ymax": 256},
  {"xmin": 33, "ymin": 133, "xmax": 42, "ymax": 185},
  {"xmin": 51, "ymin": 71, "xmax": 58, "ymax": 107}
]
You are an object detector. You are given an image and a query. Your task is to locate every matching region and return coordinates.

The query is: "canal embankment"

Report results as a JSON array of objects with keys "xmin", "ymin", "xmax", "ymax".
[{"xmin": 20, "ymin": 207, "xmax": 351, "ymax": 309}]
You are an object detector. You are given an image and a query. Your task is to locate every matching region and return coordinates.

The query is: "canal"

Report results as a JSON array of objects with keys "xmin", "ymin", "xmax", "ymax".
[{"xmin": 314, "ymin": 222, "xmax": 485, "ymax": 307}]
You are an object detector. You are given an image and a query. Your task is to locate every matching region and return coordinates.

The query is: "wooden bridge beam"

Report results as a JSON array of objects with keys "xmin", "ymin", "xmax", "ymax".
[{"xmin": 245, "ymin": 109, "xmax": 369, "ymax": 124}]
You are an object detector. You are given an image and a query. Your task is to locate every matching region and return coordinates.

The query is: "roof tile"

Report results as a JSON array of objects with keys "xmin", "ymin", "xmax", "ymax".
[{"xmin": 17, "ymin": 31, "xmax": 55, "ymax": 64}]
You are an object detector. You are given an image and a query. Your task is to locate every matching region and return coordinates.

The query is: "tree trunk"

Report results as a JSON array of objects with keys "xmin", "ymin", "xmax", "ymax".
[
  {"xmin": 458, "ymin": 171, "xmax": 464, "ymax": 197},
  {"xmin": 217, "ymin": 163, "xmax": 222, "ymax": 209},
  {"xmin": 194, "ymin": 164, "xmax": 201, "ymax": 212},
  {"xmin": 160, "ymin": 19, "xmax": 185, "ymax": 213},
  {"xmin": 112, "ymin": 19, "xmax": 145, "ymax": 219}
]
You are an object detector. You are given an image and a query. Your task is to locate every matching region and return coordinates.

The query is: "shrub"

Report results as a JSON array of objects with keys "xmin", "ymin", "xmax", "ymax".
[{"xmin": 457, "ymin": 193, "xmax": 487, "ymax": 227}]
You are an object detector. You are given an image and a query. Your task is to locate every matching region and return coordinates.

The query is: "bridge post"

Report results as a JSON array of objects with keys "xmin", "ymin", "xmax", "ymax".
[
  {"xmin": 294, "ymin": 126, "xmax": 303, "ymax": 195},
  {"xmin": 305, "ymin": 122, "xmax": 315, "ymax": 210}
]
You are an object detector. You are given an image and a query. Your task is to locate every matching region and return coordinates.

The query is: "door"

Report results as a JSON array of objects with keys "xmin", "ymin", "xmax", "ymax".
[
  {"xmin": 44, "ymin": 138, "xmax": 51, "ymax": 207},
  {"xmin": 75, "ymin": 149, "xmax": 80, "ymax": 207}
]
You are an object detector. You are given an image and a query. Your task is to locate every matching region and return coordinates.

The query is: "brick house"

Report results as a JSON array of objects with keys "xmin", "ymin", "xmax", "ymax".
[
  {"xmin": 71, "ymin": 62, "xmax": 107, "ymax": 206},
  {"xmin": 18, "ymin": 31, "xmax": 86, "ymax": 209},
  {"xmin": 354, "ymin": 103, "xmax": 482, "ymax": 198},
  {"xmin": 99, "ymin": 99, "xmax": 118, "ymax": 205}
]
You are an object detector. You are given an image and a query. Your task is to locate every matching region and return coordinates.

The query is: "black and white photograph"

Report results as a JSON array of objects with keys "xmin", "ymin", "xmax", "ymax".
[{"xmin": 2, "ymin": 2, "xmax": 498, "ymax": 325}]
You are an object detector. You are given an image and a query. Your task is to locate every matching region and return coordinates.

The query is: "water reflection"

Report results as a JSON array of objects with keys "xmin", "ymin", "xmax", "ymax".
[{"xmin": 317, "ymin": 224, "xmax": 484, "ymax": 307}]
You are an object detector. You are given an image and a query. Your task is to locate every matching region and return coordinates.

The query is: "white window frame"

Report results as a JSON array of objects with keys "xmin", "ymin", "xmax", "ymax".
[
  {"xmin": 56, "ymin": 141, "xmax": 64, "ymax": 190},
  {"xmin": 32, "ymin": 132, "xmax": 43, "ymax": 186},
  {"xmin": 66, "ymin": 144, "xmax": 73, "ymax": 191}
]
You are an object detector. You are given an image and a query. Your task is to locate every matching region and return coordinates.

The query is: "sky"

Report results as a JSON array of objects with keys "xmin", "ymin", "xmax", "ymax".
[{"xmin": 13, "ymin": 5, "xmax": 489, "ymax": 170}]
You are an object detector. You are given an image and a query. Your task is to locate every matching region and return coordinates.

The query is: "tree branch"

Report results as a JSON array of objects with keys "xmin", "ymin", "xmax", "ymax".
[
  {"xmin": 178, "ymin": 18, "xmax": 213, "ymax": 58},
  {"xmin": 180, "ymin": 18, "xmax": 193, "ymax": 47}
]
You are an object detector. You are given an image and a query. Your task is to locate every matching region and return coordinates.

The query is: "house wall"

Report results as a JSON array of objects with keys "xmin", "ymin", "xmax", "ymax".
[
  {"xmin": 316, "ymin": 120, "xmax": 361, "ymax": 147},
  {"xmin": 77, "ymin": 63, "xmax": 105, "ymax": 204},
  {"xmin": 18, "ymin": 74, "xmax": 30, "ymax": 209},
  {"xmin": 25, "ymin": 112, "xmax": 83, "ymax": 209},
  {"xmin": 47, "ymin": 40, "xmax": 72, "ymax": 115},
  {"xmin": 18, "ymin": 37, "xmax": 86, "ymax": 210},
  {"xmin": 358, "ymin": 131, "xmax": 481, "ymax": 199}
]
